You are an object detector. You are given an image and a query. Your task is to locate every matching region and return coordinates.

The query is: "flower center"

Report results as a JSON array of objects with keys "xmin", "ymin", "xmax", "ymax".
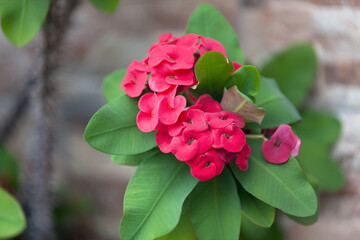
[
  {"xmin": 222, "ymin": 133, "xmax": 230, "ymax": 139},
  {"xmin": 187, "ymin": 137, "xmax": 195, "ymax": 145},
  {"xmin": 275, "ymin": 139, "xmax": 281, "ymax": 147},
  {"xmin": 205, "ymin": 162, "xmax": 210, "ymax": 168},
  {"xmin": 167, "ymin": 74, "xmax": 175, "ymax": 79}
]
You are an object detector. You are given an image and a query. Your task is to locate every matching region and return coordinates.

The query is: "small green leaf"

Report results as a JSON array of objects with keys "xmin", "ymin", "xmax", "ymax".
[
  {"xmin": 111, "ymin": 148, "xmax": 160, "ymax": 166},
  {"xmin": 189, "ymin": 167, "xmax": 241, "ymax": 240},
  {"xmin": 261, "ymin": 43, "xmax": 317, "ymax": 108},
  {"xmin": 103, "ymin": 68, "xmax": 126, "ymax": 102},
  {"xmin": 0, "ymin": 0, "xmax": 51, "ymax": 47},
  {"xmin": 292, "ymin": 110, "xmax": 344, "ymax": 192},
  {"xmin": 221, "ymin": 86, "xmax": 265, "ymax": 124},
  {"xmin": 231, "ymin": 139, "xmax": 317, "ymax": 217},
  {"xmin": 120, "ymin": 153, "xmax": 198, "ymax": 240},
  {"xmin": 192, "ymin": 51, "xmax": 234, "ymax": 101},
  {"xmin": 156, "ymin": 214, "xmax": 197, "ymax": 240},
  {"xmin": 0, "ymin": 144, "xmax": 19, "ymax": 190},
  {"xmin": 84, "ymin": 95, "xmax": 157, "ymax": 155},
  {"xmin": 226, "ymin": 65, "xmax": 261, "ymax": 99},
  {"xmin": 0, "ymin": 188, "xmax": 26, "ymax": 238},
  {"xmin": 88, "ymin": 0, "xmax": 120, "ymax": 13},
  {"xmin": 238, "ymin": 186, "xmax": 275, "ymax": 228},
  {"xmin": 185, "ymin": 4, "xmax": 244, "ymax": 64},
  {"xmin": 256, "ymin": 77, "xmax": 301, "ymax": 128}
]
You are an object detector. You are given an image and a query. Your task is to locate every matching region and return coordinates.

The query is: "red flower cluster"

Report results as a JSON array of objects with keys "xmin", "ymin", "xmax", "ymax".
[
  {"xmin": 262, "ymin": 124, "xmax": 301, "ymax": 164},
  {"xmin": 120, "ymin": 33, "xmax": 246, "ymax": 181},
  {"xmin": 156, "ymin": 95, "xmax": 250, "ymax": 181}
]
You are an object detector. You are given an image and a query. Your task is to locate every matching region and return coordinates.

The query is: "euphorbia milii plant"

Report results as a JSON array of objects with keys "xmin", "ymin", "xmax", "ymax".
[{"xmin": 84, "ymin": 4, "xmax": 323, "ymax": 240}]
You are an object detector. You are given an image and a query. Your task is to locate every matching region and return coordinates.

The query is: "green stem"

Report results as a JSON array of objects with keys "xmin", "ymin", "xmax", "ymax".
[{"xmin": 245, "ymin": 134, "xmax": 268, "ymax": 141}]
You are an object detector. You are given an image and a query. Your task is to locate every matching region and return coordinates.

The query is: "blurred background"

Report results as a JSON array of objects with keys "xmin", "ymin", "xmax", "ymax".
[{"xmin": 0, "ymin": 0, "xmax": 359, "ymax": 239}]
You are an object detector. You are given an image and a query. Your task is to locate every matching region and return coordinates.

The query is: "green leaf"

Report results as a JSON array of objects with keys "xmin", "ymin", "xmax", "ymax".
[
  {"xmin": 192, "ymin": 51, "xmax": 234, "ymax": 101},
  {"xmin": 292, "ymin": 110, "xmax": 344, "ymax": 192},
  {"xmin": 286, "ymin": 199, "xmax": 319, "ymax": 226},
  {"xmin": 0, "ymin": 188, "xmax": 26, "ymax": 238},
  {"xmin": 88, "ymin": 0, "xmax": 120, "ymax": 13},
  {"xmin": 221, "ymin": 86, "xmax": 265, "ymax": 124},
  {"xmin": 238, "ymin": 186, "xmax": 275, "ymax": 228},
  {"xmin": 261, "ymin": 43, "xmax": 317, "ymax": 108},
  {"xmin": 0, "ymin": 0, "xmax": 51, "ymax": 47},
  {"xmin": 256, "ymin": 77, "xmax": 301, "ymax": 128},
  {"xmin": 102, "ymin": 68, "xmax": 126, "ymax": 102},
  {"xmin": 231, "ymin": 139, "xmax": 317, "ymax": 217},
  {"xmin": 156, "ymin": 214, "xmax": 197, "ymax": 240},
  {"xmin": 185, "ymin": 4, "xmax": 244, "ymax": 64},
  {"xmin": 111, "ymin": 148, "xmax": 160, "ymax": 166},
  {"xmin": 226, "ymin": 65, "xmax": 261, "ymax": 99},
  {"xmin": 120, "ymin": 153, "xmax": 198, "ymax": 240},
  {"xmin": 84, "ymin": 95, "xmax": 157, "ymax": 155},
  {"xmin": 0, "ymin": 144, "xmax": 19, "ymax": 190},
  {"xmin": 189, "ymin": 167, "xmax": 241, "ymax": 240},
  {"xmin": 240, "ymin": 215, "xmax": 283, "ymax": 240}
]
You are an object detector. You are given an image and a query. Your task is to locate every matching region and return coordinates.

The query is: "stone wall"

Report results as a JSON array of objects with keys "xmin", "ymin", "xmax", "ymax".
[{"xmin": 0, "ymin": 0, "xmax": 359, "ymax": 239}]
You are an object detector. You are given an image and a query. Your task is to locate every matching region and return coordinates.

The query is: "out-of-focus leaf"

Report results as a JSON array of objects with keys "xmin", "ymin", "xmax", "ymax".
[
  {"xmin": 88, "ymin": 0, "xmax": 120, "ymax": 13},
  {"xmin": 111, "ymin": 148, "xmax": 160, "ymax": 166},
  {"xmin": 156, "ymin": 214, "xmax": 197, "ymax": 240},
  {"xmin": 102, "ymin": 68, "xmax": 126, "ymax": 102}
]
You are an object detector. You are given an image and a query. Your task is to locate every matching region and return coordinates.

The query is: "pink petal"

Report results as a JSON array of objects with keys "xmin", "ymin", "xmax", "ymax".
[
  {"xmin": 189, "ymin": 150, "xmax": 225, "ymax": 181},
  {"xmin": 236, "ymin": 143, "xmax": 251, "ymax": 171},
  {"xmin": 156, "ymin": 126, "xmax": 173, "ymax": 153},
  {"xmin": 158, "ymin": 95, "xmax": 187, "ymax": 125},
  {"xmin": 183, "ymin": 109, "xmax": 208, "ymax": 132},
  {"xmin": 199, "ymin": 36, "xmax": 227, "ymax": 58},
  {"xmin": 165, "ymin": 68, "xmax": 194, "ymax": 86},
  {"xmin": 138, "ymin": 93, "xmax": 157, "ymax": 113},
  {"xmin": 191, "ymin": 162, "xmax": 217, "ymax": 181},
  {"xmin": 291, "ymin": 136, "xmax": 301, "ymax": 157},
  {"xmin": 158, "ymin": 85, "xmax": 178, "ymax": 108},
  {"xmin": 205, "ymin": 112, "xmax": 233, "ymax": 129},
  {"xmin": 273, "ymin": 124, "xmax": 297, "ymax": 149},
  {"xmin": 262, "ymin": 139, "xmax": 291, "ymax": 164},
  {"xmin": 170, "ymin": 135, "xmax": 199, "ymax": 161},
  {"xmin": 175, "ymin": 33, "xmax": 200, "ymax": 54},
  {"xmin": 220, "ymin": 126, "xmax": 246, "ymax": 153},
  {"xmin": 136, "ymin": 111, "xmax": 158, "ymax": 133},
  {"xmin": 148, "ymin": 45, "xmax": 194, "ymax": 70},
  {"xmin": 232, "ymin": 62, "xmax": 243, "ymax": 72},
  {"xmin": 120, "ymin": 69, "xmax": 147, "ymax": 98},
  {"xmin": 196, "ymin": 94, "xmax": 222, "ymax": 113},
  {"xmin": 217, "ymin": 148, "xmax": 237, "ymax": 164},
  {"xmin": 182, "ymin": 129, "xmax": 213, "ymax": 154},
  {"xmin": 168, "ymin": 112, "xmax": 186, "ymax": 137}
]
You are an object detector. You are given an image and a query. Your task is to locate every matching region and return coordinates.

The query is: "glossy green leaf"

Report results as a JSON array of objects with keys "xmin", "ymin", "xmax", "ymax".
[
  {"xmin": 192, "ymin": 51, "xmax": 234, "ymax": 101},
  {"xmin": 103, "ymin": 68, "xmax": 126, "ymax": 102},
  {"xmin": 256, "ymin": 77, "xmax": 301, "ymax": 128},
  {"xmin": 231, "ymin": 139, "xmax": 317, "ymax": 217},
  {"xmin": 88, "ymin": 0, "xmax": 120, "ymax": 13},
  {"xmin": 226, "ymin": 65, "xmax": 261, "ymax": 99},
  {"xmin": 111, "ymin": 148, "xmax": 159, "ymax": 166},
  {"xmin": 0, "ymin": 0, "xmax": 51, "ymax": 47},
  {"xmin": 156, "ymin": 214, "xmax": 197, "ymax": 240},
  {"xmin": 189, "ymin": 167, "xmax": 241, "ymax": 240},
  {"xmin": 292, "ymin": 110, "xmax": 344, "ymax": 192},
  {"xmin": 286, "ymin": 198, "xmax": 319, "ymax": 226},
  {"xmin": 120, "ymin": 153, "xmax": 198, "ymax": 240},
  {"xmin": 0, "ymin": 188, "xmax": 26, "ymax": 238},
  {"xmin": 221, "ymin": 86, "xmax": 265, "ymax": 124},
  {"xmin": 261, "ymin": 43, "xmax": 317, "ymax": 108},
  {"xmin": 0, "ymin": 144, "xmax": 19, "ymax": 190},
  {"xmin": 238, "ymin": 186, "xmax": 275, "ymax": 228},
  {"xmin": 240, "ymin": 215, "xmax": 283, "ymax": 240},
  {"xmin": 84, "ymin": 95, "xmax": 157, "ymax": 155},
  {"xmin": 186, "ymin": 4, "xmax": 244, "ymax": 64}
]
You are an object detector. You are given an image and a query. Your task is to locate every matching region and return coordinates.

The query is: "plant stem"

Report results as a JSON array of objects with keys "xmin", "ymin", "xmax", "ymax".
[
  {"xmin": 233, "ymin": 100, "xmax": 247, "ymax": 113},
  {"xmin": 21, "ymin": 1, "xmax": 80, "ymax": 240},
  {"xmin": 245, "ymin": 134, "xmax": 268, "ymax": 141}
]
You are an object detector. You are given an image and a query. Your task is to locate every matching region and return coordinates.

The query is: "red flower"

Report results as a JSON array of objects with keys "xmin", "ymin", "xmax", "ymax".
[
  {"xmin": 199, "ymin": 36, "xmax": 227, "ymax": 58},
  {"xmin": 155, "ymin": 125, "xmax": 172, "ymax": 153},
  {"xmin": 205, "ymin": 111, "xmax": 245, "ymax": 129},
  {"xmin": 148, "ymin": 33, "xmax": 178, "ymax": 52},
  {"xmin": 158, "ymin": 95, "xmax": 187, "ymax": 125},
  {"xmin": 136, "ymin": 93, "xmax": 159, "ymax": 132},
  {"xmin": 212, "ymin": 125, "xmax": 246, "ymax": 152},
  {"xmin": 236, "ymin": 143, "xmax": 251, "ymax": 171},
  {"xmin": 262, "ymin": 124, "xmax": 300, "ymax": 164},
  {"xmin": 188, "ymin": 150, "xmax": 225, "ymax": 181},
  {"xmin": 175, "ymin": 33, "xmax": 200, "ymax": 54},
  {"xmin": 170, "ymin": 129, "xmax": 213, "ymax": 161},
  {"xmin": 148, "ymin": 45, "xmax": 194, "ymax": 70},
  {"xmin": 120, "ymin": 60, "xmax": 148, "ymax": 97}
]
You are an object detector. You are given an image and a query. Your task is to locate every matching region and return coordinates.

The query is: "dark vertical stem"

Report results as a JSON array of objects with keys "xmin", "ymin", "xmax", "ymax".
[{"xmin": 21, "ymin": 0, "xmax": 80, "ymax": 239}]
